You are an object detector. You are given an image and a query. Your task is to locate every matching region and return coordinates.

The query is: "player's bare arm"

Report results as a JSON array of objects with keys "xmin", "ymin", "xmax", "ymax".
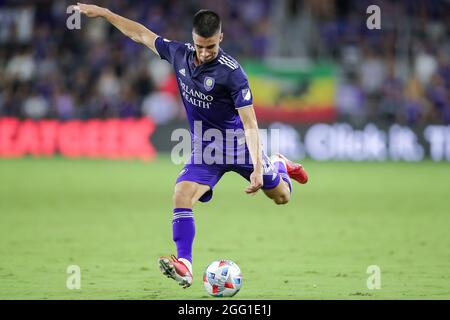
[
  {"xmin": 238, "ymin": 105, "xmax": 264, "ymax": 195},
  {"xmin": 75, "ymin": 3, "xmax": 159, "ymax": 55}
]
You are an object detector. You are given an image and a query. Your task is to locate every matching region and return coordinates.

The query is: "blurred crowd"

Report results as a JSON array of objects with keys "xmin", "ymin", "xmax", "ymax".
[
  {"xmin": 0, "ymin": 0, "xmax": 449, "ymax": 126},
  {"xmin": 319, "ymin": 0, "xmax": 450, "ymax": 126},
  {"xmin": 0, "ymin": 0, "xmax": 272, "ymax": 124}
]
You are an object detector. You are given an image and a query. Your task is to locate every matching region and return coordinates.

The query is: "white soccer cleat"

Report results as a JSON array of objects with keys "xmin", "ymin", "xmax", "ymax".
[{"xmin": 158, "ymin": 255, "xmax": 193, "ymax": 288}]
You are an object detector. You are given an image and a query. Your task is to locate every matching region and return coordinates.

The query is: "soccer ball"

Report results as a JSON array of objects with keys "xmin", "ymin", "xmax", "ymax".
[{"xmin": 203, "ymin": 260, "xmax": 242, "ymax": 297}]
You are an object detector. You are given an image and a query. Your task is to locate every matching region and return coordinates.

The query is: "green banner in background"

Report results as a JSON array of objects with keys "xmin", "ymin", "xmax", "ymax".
[{"xmin": 243, "ymin": 60, "xmax": 337, "ymax": 123}]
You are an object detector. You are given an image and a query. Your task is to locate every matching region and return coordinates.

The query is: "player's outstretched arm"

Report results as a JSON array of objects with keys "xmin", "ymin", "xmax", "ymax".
[{"xmin": 75, "ymin": 3, "xmax": 159, "ymax": 55}]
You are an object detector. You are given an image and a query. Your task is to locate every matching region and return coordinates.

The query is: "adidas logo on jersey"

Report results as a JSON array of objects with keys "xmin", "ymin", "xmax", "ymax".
[{"xmin": 179, "ymin": 68, "xmax": 186, "ymax": 76}]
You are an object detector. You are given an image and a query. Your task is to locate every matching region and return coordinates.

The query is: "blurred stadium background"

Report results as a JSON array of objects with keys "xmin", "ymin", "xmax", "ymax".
[{"xmin": 0, "ymin": 0, "xmax": 449, "ymax": 299}]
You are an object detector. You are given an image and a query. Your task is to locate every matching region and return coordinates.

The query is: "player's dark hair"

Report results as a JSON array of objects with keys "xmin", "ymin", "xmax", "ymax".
[{"xmin": 193, "ymin": 9, "xmax": 222, "ymax": 38}]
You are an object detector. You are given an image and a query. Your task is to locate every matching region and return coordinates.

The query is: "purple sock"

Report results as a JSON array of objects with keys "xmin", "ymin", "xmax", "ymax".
[
  {"xmin": 172, "ymin": 208, "xmax": 195, "ymax": 264},
  {"xmin": 274, "ymin": 160, "xmax": 292, "ymax": 193}
]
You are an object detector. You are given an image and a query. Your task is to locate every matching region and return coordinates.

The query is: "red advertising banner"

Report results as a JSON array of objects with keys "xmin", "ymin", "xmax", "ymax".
[{"xmin": 0, "ymin": 118, "xmax": 156, "ymax": 161}]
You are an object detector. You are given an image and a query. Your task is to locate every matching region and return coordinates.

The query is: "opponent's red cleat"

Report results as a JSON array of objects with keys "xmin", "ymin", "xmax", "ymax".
[
  {"xmin": 158, "ymin": 255, "xmax": 193, "ymax": 288},
  {"xmin": 275, "ymin": 153, "xmax": 309, "ymax": 184}
]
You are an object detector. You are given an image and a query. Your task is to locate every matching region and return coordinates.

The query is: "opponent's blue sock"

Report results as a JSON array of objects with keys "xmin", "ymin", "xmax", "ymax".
[
  {"xmin": 273, "ymin": 160, "xmax": 292, "ymax": 193},
  {"xmin": 172, "ymin": 208, "xmax": 195, "ymax": 264}
]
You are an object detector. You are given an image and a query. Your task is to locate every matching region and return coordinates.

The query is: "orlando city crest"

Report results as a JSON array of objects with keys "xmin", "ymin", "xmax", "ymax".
[{"xmin": 204, "ymin": 76, "xmax": 215, "ymax": 91}]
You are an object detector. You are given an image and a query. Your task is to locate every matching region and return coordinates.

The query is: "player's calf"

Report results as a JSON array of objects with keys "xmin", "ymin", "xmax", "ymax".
[
  {"xmin": 273, "ymin": 193, "xmax": 290, "ymax": 205},
  {"xmin": 263, "ymin": 180, "xmax": 291, "ymax": 205}
]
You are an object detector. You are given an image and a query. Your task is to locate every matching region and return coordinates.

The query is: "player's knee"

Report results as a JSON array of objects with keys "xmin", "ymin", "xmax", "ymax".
[
  {"xmin": 274, "ymin": 193, "xmax": 290, "ymax": 205},
  {"xmin": 173, "ymin": 190, "xmax": 191, "ymax": 206},
  {"xmin": 173, "ymin": 185, "xmax": 195, "ymax": 207}
]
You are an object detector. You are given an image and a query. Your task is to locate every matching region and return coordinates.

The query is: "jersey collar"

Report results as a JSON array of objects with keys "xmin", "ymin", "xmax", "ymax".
[{"xmin": 189, "ymin": 48, "xmax": 223, "ymax": 69}]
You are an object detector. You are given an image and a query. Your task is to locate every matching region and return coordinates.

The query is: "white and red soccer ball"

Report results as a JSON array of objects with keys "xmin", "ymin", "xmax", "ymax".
[{"xmin": 203, "ymin": 260, "xmax": 242, "ymax": 297}]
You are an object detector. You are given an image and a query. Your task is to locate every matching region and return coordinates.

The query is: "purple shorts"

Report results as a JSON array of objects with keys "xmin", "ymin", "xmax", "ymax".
[{"xmin": 176, "ymin": 152, "xmax": 281, "ymax": 202}]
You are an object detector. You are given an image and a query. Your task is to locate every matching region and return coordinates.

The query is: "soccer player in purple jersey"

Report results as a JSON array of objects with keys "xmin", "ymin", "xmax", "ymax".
[{"xmin": 76, "ymin": 3, "xmax": 308, "ymax": 288}]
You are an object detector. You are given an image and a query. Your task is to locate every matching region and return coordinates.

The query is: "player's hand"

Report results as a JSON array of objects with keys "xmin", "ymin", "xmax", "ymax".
[
  {"xmin": 245, "ymin": 170, "xmax": 263, "ymax": 196},
  {"xmin": 74, "ymin": 3, "xmax": 105, "ymax": 18}
]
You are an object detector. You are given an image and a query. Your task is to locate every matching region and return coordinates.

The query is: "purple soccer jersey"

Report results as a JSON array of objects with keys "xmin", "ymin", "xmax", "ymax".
[
  {"xmin": 155, "ymin": 36, "xmax": 281, "ymax": 202},
  {"xmin": 155, "ymin": 37, "xmax": 253, "ymax": 133},
  {"xmin": 155, "ymin": 37, "xmax": 253, "ymax": 160}
]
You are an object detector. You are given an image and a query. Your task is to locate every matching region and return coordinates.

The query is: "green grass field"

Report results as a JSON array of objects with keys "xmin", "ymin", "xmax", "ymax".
[{"xmin": 1, "ymin": 157, "xmax": 449, "ymax": 299}]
